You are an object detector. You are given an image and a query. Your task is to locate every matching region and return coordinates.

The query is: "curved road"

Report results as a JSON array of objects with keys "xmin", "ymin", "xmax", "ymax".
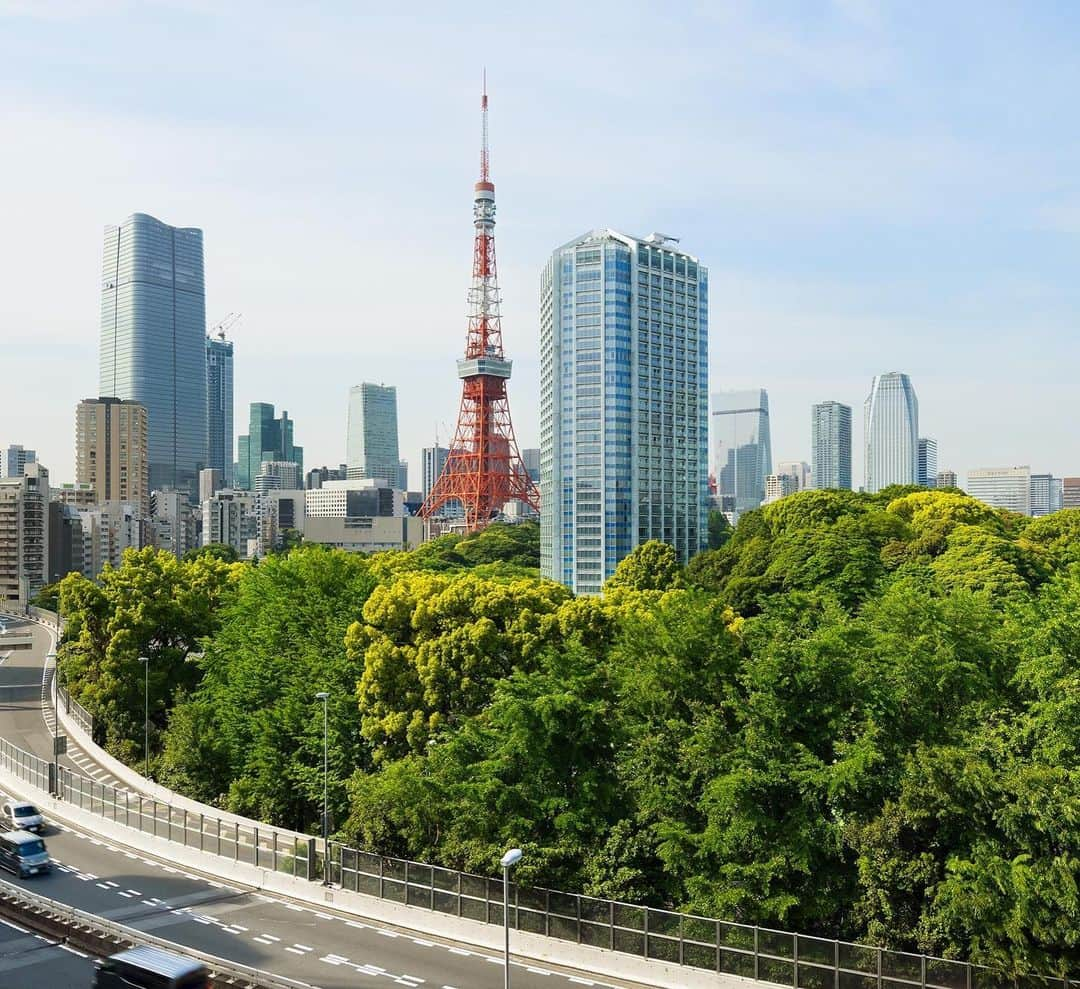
[{"xmin": 0, "ymin": 614, "xmax": 634, "ymax": 989}]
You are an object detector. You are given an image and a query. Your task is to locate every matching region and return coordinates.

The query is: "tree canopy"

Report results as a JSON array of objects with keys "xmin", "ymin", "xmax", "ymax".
[{"xmin": 55, "ymin": 497, "xmax": 1080, "ymax": 976}]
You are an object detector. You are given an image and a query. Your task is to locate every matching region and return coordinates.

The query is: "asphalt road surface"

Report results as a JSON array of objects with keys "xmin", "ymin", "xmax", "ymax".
[
  {"xmin": 0, "ymin": 909, "xmax": 95, "ymax": 988},
  {"xmin": 0, "ymin": 615, "xmax": 634, "ymax": 989}
]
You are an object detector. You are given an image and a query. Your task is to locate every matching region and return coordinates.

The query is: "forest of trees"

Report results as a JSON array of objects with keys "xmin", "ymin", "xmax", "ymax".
[{"xmin": 54, "ymin": 503, "xmax": 1080, "ymax": 976}]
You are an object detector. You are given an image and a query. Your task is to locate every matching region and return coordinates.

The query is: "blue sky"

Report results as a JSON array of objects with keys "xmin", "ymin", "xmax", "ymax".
[{"xmin": 2, "ymin": 1, "xmax": 1079, "ymax": 487}]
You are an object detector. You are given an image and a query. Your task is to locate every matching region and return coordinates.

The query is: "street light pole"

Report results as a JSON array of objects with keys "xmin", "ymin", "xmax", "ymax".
[
  {"xmin": 315, "ymin": 691, "xmax": 329, "ymax": 885},
  {"xmin": 46, "ymin": 651, "xmax": 57, "ymax": 794},
  {"xmin": 500, "ymin": 847, "xmax": 523, "ymax": 989},
  {"xmin": 138, "ymin": 657, "xmax": 150, "ymax": 778}
]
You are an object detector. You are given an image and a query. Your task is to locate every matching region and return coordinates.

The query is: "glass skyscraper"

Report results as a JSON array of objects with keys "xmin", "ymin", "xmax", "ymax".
[
  {"xmin": 811, "ymin": 401, "xmax": 852, "ymax": 490},
  {"xmin": 917, "ymin": 437, "xmax": 938, "ymax": 488},
  {"xmin": 236, "ymin": 403, "xmax": 303, "ymax": 491},
  {"xmin": 100, "ymin": 213, "xmax": 206, "ymax": 499},
  {"xmin": 206, "ymin": 332, "xmax": 234, "ymax": 488},
  {"xmin": 540, "ymin": 230, "xmax": 708, "ymax": 596},
  {"xmin": 346, "ymin": 383, "xmax": 400, "ymax": 484},
  {"xmin": 864, "ymin": 372, "xmax": 919, "ymax": 493},
  {"xmin": 712, "ymin": 389, "xmax": 772, "ymax": 518}
]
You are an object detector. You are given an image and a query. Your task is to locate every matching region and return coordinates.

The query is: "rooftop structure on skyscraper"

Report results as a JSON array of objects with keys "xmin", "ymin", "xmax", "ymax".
[{"xmin": 420, "ymin": 82, "xmax": 539, "ymax": 530}]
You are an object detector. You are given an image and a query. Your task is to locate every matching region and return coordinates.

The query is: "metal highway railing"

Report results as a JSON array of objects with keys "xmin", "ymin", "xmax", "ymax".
[
  {"xmin": 0, "ymin": 736, "xmax": 317, "ymax": 881},
  {"xmin": 328, "ymin": 843, "xmax": 1071, "ymax": 989},
  {"xmin": 0, "ymin": 872, "xmax": 311, "ymax": 989}
]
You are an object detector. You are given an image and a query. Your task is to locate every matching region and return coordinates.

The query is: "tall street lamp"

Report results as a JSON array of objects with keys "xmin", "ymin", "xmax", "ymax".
[
  {"xmin": 138, "ymin": 656, "xmax": 150, "ymax": 778},
  {"xmin": 500, "ymin": 847, "xmax": 523, "ymax": 989},
  {"xmin": 46, "ymin": 651, "xmax": 57, "ymax": 794},
  {"xmin": 315, "ymin": 691, "xmax": 329, "ymax": 885}
]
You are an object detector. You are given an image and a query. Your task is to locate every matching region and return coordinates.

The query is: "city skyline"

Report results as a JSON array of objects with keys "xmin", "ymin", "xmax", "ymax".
[{"xmin": 4, "ymin": 4, "xmax": 1080, "ymax": 488}]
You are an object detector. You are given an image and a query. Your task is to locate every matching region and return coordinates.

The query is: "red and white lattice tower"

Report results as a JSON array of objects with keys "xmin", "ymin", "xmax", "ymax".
[{"xmin": 420, "ymin": 81, "xmax": 540, "ymax": 531}]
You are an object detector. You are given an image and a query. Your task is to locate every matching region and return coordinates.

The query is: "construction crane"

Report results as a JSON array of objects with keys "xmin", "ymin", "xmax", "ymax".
[{"xmin": 209, "ymin": 312, "xmax": 242, "ymax": 340}]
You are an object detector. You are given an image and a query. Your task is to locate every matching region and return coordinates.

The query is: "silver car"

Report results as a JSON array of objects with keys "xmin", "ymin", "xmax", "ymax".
[{"xmin": 2, "ymin": 801, "xmax": 44, "ymax": 833}]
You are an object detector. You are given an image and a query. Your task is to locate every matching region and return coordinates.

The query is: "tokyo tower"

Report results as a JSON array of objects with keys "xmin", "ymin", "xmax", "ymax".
[{"xmin": 420, "ymin": 81, "xmax": 540, "ymax": 530}]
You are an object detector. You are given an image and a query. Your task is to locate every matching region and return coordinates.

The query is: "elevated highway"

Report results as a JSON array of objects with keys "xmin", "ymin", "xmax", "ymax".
[{"xmin": 0, "ymin": 613, "xmax": 686, "ymax": 988}]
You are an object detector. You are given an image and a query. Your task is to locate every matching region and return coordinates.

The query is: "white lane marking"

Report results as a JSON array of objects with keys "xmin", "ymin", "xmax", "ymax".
[
  {"xmin": 568, "ymin": 979, "xmax": 596, "ymax": 986},
  {"xmin": 293, "ymin": 943, "xmax": 314, "ymax": 951},
  {"xmin": 261, "ymin": 934, "xmax": 280, "ymax": 942},
  {"xmin": 0, "ymin": 918, "xmax": 29, "ymax": 933},
  {"xmin": 60, "ymin": 944, "xmax": 89, "ymax": 957},
  {"xmin": 253, "ymin": 936, "xmax": 275, "ymax": 945},
  {"xmin": 285, "ymin": 946, "xmax": 306, "ymax": 955},
  {"xmin": 117, "ymin": 892, "xmax": 134, "ymax": 898},
  {"xmin": 527, "ymin": 966, "xmax": 553, "ymax": 974},
  {"xmin": 448, "ymin": 947, "xmax": 471, "ymax": 956}
]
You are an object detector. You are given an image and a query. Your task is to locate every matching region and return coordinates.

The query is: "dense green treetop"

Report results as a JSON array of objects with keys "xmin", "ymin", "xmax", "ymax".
[{"xmin": 54, "ymin": 498, "xmax": 1080, "ymax": 976}]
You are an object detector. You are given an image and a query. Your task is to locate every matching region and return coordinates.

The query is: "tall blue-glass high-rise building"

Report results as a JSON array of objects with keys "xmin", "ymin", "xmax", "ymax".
[
  {"xmin": 712, "ymin": 389, "xmax": 772, "ymax": 518},
  {"xmin": 864, "ymin": 371, "xmax": 919, "ymax": 493},
  {"xmin": 346, "ymin": 383, "xmax": 400, "ymax": 483},
  {"xmin": 206, "ymin": 332, "xmax": 234, "ymax": 488},
  {"xmin": 540, "ymin": 230, "xmax": 708, "ymax": 595},
  {"xmin": 100, "ymin": 213, "xmax": 207, "ymax": 499},
  {"xmin": 811, "ymin": 400, "xmax": 852, "ymax": 490}
]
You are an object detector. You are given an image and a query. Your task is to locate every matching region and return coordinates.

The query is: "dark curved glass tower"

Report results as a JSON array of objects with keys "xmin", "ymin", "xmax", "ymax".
[{"xmin": 100, "ymin": 213, "xmax": 207, "ymax": 500}]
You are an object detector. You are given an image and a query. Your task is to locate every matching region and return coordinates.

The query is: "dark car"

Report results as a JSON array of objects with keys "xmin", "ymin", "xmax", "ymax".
[
  {"xmin": 0, "ymin": 830, "xmax": 50, "ymax": 877},
  {"xmin": 93, "ymin": 945, "xmax": 210, "ymax": 989}
]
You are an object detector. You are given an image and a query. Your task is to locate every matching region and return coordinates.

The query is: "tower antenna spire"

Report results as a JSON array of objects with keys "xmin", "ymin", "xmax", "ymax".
[{"xmin": 480, "ymin": 69, "xmax": 489, "ymax": 183}]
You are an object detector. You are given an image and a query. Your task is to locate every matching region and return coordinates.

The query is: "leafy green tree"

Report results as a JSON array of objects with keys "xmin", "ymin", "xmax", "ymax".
[
  {"xmin": 158, "ymin": 546, "xmax": 377, "ymax": 827},
  {"xmin": 345, "ymin": 643, "xmax": 618, "ymax": 885},
  {"xmin": 30, "ymin": 582, "xmax": 60, "ymax": 612},
  {"xmin": 604, "ymin": 540, "xmax": 683, "ymax": 593},
  {"xmin": 349, "ymin": 572, "xmax": 572, "ymax": 760},
  {"xmin": 183, "ymin": 543, "xmax": 240, "ymax": 564},
  {"xmin": 707, "ymin": 509, "xmax": 733, "ymax": 550},
  {"xmin": 59, "ymin": 548, "xmax": 237, "ymax": 759}
]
